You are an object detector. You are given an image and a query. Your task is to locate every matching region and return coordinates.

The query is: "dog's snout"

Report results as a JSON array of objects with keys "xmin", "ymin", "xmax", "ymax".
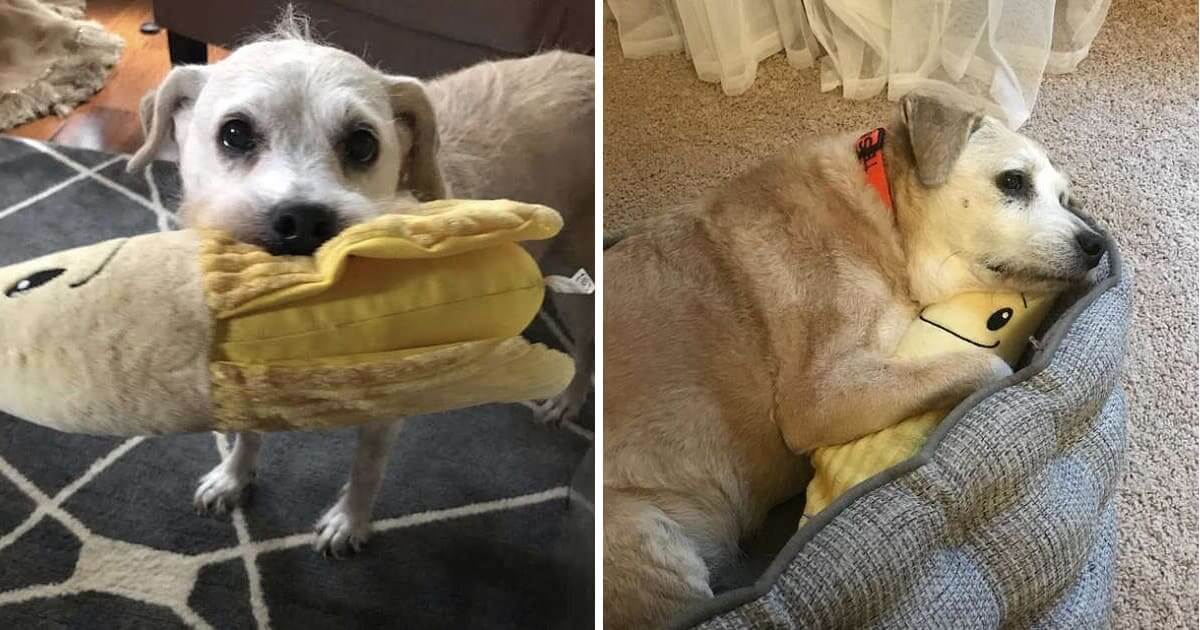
[
  {"xmin": 1075, "ymin": 230, "xmax": 1104, "ymax": 267},
  {"xmin": 266, "ymin": 203, "xmax": 341, "ymax": 256}
]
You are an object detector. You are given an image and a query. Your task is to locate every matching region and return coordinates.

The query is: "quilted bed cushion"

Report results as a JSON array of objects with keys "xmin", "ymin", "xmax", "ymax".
[{"xmin": 674, "ymin": 238, "xmax": 1131, "ymax": 629}]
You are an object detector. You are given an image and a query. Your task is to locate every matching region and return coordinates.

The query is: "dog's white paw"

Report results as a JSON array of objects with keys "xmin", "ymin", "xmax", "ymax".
[
  {"xmin": 314, "ymin": 497, "xmax": 372, "ymax": 558},
  {"xmin": 194, "ymin": 464, "xmax": 253, "ymax": 515},
  {"xmin": 988, "ymin": 355, "xmax": 1014, "ymax": 380},
  {"xmin": 532, "ymin": 380, "xmax": 589, "ymax": 427}
]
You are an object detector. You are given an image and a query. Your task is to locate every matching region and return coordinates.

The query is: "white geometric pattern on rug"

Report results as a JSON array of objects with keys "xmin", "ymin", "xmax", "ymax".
[
  {"xmin": 1, "ymin": 138, "xmax": 178, "ymax": 230},
  {"xmin": 0, "ymin": 137, "xmax": 594, "ymax": 629},
  {"xmin": 0, "ymin": 439, "xmax": 570, "ymax": 629}
]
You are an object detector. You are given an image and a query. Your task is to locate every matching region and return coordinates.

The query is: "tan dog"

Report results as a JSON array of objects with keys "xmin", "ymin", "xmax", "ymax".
[{"xmin": 602, "ymin": 92, "xmax": 1103, "ymax": 629}]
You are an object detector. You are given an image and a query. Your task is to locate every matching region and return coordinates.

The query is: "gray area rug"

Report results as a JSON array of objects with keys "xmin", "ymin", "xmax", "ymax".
[
  {"xmin": 603, "ymin": 0, "xmax": 1197, "ymax": 626},
  {"xmin": 0, "ymin": 136, "xmax": 594, "ymax": 629}
]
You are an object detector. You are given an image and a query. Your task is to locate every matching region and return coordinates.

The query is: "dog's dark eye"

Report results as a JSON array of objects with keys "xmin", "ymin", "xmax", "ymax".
[
  {"xmin": 986, "ymin": 307, "xmax": 1014, "ymax": 331},
  {"xmin": 220, "ymin": 119, "xmax": 256, "ymax": 153},
  {"xmin": 6, "ymin": 268, "xmax": 65, "ymax": 297},
  {"xmin": 343, "ymin": 129, "xmax": 379, "ymax": 166},
  {"xmin": 996, "ymin": 170, "xmax": 1027, "ymax": 195}
]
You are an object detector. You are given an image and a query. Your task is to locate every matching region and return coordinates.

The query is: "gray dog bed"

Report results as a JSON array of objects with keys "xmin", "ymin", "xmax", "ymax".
[{"xmin": 670, "ymin": 231, "xmax": 1131, "ymax": 628}]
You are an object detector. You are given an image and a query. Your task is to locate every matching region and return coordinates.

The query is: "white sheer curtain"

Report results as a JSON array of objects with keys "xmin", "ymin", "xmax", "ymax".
[{"xmin": 606, "ymin": 0, "xmax": 1111, "ymax": 127}]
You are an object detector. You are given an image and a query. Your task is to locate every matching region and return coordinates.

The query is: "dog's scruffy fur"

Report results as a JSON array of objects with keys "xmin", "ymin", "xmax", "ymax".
[
  {"xmin": 602, "ymin": 93, "xmax": 1102, "ymax": 629},
  {"xmin": 128, "ymin": 15, "xmax": 593, "ymax": 556}
]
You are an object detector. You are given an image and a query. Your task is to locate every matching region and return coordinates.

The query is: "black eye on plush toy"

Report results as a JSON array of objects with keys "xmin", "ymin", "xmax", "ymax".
[
  {"xmin": 5, "ymin": 268, "xmax": 65, "ymax": 297},
  {"xmin": 987, "ymin": 307, "xmax": 1014, "ymax": 331}
]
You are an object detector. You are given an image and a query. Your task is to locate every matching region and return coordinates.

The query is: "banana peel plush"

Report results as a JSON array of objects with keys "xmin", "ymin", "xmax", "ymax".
[
  {"xmin": 801, "ymin": 291, "xmax": 1056, "ymax": 524},
  {"xmin": 0, "ymin": 199, "xmax": 573, "ymax": 435}
]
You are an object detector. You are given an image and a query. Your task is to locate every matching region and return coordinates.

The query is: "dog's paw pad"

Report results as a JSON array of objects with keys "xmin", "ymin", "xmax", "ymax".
[
  {"xmin": 193, "ymin": 466, "xmax": 253, "ymax": 515},
  {"xmin": 313, "ymin": 500, "xmax": 371, "ymax": 558}
]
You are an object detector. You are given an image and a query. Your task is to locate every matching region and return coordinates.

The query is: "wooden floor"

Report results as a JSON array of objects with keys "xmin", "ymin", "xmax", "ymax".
[{"xmin": 4, "ymin": 0, "xmax": 227, "ymax": 154}]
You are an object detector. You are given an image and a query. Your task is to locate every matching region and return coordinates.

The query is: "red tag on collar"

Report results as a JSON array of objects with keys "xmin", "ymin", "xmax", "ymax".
[{"xmin": 856, "ymin": 128, "xmax": 894, "ymax": 212}]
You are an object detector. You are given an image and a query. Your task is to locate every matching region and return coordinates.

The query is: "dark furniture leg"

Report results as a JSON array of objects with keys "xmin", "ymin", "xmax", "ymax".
[{"xmin": 167, "ymin": 31, "xmax": 207, "ymax": 66}]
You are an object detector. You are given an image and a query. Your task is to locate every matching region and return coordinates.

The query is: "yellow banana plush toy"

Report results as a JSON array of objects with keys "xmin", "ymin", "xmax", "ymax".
[
  {"xmin": 0, "ymin": 199, "xmax": 573, "ymax": 436},
  {"xmin": 801, "ymin": 291, "xmax": 1056, "ymax": 525}
]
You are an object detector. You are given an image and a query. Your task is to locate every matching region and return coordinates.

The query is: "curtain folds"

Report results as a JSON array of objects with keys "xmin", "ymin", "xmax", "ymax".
[{"xmin": 607, "ymin": 0, "xmax": 1111, "ymax": 127}]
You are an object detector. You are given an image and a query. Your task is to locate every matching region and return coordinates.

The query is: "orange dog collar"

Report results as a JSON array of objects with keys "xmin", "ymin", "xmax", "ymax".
[{"xmin": 856, "ymin": 128, "xmax": 894, "ymax": 212}]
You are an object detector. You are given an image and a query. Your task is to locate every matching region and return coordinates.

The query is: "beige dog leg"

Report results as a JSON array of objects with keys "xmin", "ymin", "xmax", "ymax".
[
  {"xmin": 603, "ymin": 490, "xmax": 713, "ymax": 630},
  {"xmin": 194, "ymin": 432, "xmax": 262, "ymax": 513},
  {"xmin": 781, "ymin": 349, "xmax": 1011, "ymax": 452},
  {"xmin": 314, "ymin": 419, "xmax": 407, "ymax": 557}
]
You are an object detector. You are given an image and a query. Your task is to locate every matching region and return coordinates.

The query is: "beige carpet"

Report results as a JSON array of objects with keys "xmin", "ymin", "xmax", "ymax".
[{"xmin": 603, "ymin": 0, "xmax": 1198, "ymax": 626}]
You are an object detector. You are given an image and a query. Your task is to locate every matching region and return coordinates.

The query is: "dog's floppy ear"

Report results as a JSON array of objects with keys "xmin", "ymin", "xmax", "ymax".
[
  {"xmin": 898, "ymin": 91, "xmax": 983, "ymax": 187},
  {"xmin": 386, "ymin": 76, "xmax": 447, "ymax": 201},
  {"xmin": 126, "ymin": 66, "xmax": 209, "ymax": 173}
]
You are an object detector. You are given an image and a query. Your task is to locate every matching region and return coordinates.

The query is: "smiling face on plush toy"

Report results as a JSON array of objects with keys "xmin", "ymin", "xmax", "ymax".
[
  {"xmin": 918, "ymin": 293, "xmax": 1026, "ymax": 348},
  {"xmin": 2, "ymin": 239, "xmax": 128, "ymax": 299},
  {"xmin": 0, "ymin": 233, "xmax": 208, "ymax": 361},
  {"xmin": 913, "ymin": 291, "xmax": 1055, "ymax": 365},
  {"xmin": 0, "ymin": 232, "xmax": 215, "ymax": 434}
]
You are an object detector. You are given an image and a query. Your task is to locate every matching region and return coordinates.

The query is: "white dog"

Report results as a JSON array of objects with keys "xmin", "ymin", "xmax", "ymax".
[{"xmin": 127, "ymin": 17, "xmax": 594, "ymax": 556}]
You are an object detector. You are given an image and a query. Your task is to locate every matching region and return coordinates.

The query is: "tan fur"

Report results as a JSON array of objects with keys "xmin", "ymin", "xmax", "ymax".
[
  {"xmin": 427, "ymin": 51, "xmax": 595, "ymax": 424},
  {"xmin": 603, "ymin": 94, "xmax": 1098, "ymax": 628}
]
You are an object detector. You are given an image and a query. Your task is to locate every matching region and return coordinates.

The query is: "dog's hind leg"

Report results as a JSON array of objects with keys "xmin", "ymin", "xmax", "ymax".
[
  {"xmin": 194, "ymin": 431, "xmax": 262, "ymax": 514},
  {"xmin": 314, "ymin": 418, "xmax": 406, "ymax": 557},
  {"xmin": 604, "ymin": 489, "xmax": 713, "ymax": 630}
]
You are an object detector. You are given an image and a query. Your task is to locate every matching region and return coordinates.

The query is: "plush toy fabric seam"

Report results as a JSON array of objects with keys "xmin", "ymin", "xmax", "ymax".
[{"xmin": 217, "ymin": 283, "xmax": 545, "ymax": 345}]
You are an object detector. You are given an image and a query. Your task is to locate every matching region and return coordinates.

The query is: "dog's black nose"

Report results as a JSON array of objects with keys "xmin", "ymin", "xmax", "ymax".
[
  {"xmin": 266, "ymin": 203, "xmax": 340, "ymax": 256},
  {"xmin": 1075, "ymin": 230, "xmax": 1104, "ymax": 267}
]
